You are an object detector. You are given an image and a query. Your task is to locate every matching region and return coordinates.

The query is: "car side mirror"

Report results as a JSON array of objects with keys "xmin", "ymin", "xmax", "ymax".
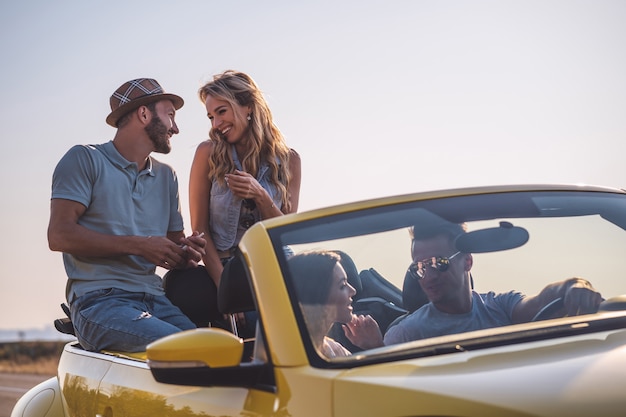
[
  {"xmin": 146, "ymin": 328, "xmax": 275, "ymax": 391},
  {"xmin": 147, "ymin": 328, "xmax": 244, "ymax": 368}
]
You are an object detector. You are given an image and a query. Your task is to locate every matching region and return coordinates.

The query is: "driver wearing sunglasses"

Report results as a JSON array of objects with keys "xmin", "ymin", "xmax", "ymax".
[{"xmin": 383, "ymin": 222, "xmax": 603, "ymax": 345}]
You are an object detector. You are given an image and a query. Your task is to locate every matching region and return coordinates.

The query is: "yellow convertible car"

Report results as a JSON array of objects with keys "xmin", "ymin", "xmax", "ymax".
[{"xmin": 13, "ymin": 184, "xmax": 626, "ymax": 417}]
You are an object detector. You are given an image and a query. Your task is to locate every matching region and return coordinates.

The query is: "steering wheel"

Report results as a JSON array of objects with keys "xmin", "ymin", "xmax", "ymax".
[{"xmin": 531, "ymin": 297, "xmax": 564, "ymax": 322}]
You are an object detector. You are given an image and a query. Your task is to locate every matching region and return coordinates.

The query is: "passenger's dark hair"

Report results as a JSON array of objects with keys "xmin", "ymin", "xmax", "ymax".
[{"xmin": 288, "ymin": 250, "xmax": 341, "ymax": 305}]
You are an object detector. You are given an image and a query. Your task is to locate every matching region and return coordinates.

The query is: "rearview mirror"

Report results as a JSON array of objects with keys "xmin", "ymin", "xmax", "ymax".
[{"xmin": 456, "ymin": 221, "xmax": 529, "ymax": 253}]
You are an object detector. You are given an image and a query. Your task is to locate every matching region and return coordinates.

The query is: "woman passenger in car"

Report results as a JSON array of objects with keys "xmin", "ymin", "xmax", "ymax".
[{"xmin": 288, "ymin": 250, "xmax": 383, "ymax": 357}]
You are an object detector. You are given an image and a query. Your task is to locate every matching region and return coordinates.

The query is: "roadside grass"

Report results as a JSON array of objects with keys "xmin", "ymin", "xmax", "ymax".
[{"xmin": 0, "ymin": 342, "xmax": 65, "ymax": 375}]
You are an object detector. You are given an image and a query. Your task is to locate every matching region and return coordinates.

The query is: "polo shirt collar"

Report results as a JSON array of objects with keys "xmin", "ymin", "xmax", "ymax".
[{"xmin": 102, "ymin": 140, "xmax": 155, "ymax": 176}]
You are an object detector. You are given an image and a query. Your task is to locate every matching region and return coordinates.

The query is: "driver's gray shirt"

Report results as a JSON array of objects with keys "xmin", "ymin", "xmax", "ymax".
[{"xmin": 384, "ymin": 290, "xmax": 524, "ymax": 344}]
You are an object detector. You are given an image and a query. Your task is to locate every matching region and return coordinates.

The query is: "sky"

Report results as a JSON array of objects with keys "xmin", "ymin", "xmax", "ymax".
[{"xmin": 1, "ymin": 0, "xmax": 624, "ymax": 332}]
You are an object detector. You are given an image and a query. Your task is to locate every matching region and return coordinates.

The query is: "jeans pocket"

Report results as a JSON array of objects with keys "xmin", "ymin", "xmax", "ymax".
[{"xmin": 72, "ymin": 288, "xmax": 114, "ymax": 311}]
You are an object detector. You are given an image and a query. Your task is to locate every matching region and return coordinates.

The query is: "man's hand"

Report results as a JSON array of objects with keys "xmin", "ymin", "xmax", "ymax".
[
  {"xmin": 563, "ymin": 278, "xmax": 603, "ymax": 316},
  {"xmin": 142, "ymin": 235, "xmax": 187, "ymax": 270},
  {"xmin": 142, "ymin": 232, "xmax": 206, "ymax": 270},
  {"xmin": 343, "ymin": 314, "xmax": 384, "ymax": 350},
  {"xmin": 177, "ymin": 231, "xmax": 207, "ymax": 269}
]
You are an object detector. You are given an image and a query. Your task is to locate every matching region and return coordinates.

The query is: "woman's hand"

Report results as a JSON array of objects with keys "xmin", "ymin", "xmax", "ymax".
[
  {"xmin": 343, "ymin": 314, "xmax": 384, "ymax": 350},
  {"xmin": 225, "ymin": 170, "xmax": 264, "ymax": 200},
  {"xmin": 225, "ymin": 170, "xmax": 279, "ymax": 219}
]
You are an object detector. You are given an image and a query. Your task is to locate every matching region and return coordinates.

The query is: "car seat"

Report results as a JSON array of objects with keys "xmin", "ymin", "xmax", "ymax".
[
  {"xmin": 332, "ymin": 249, "xmax": 363, "ymax": 296},
  {"xmin": 217, "ymin": 255, "xmax": 256, "ymax": 337},
  {"xmin": 401, "ymin": 268, "xmax": 430, "ymax": 314},
  {"xmin": 163, "ymin": 265, "xmax": 225, "ymax": 329},
  {"xmin": 163, "ymin": 257, "xmax": 258, "ymax": 341},
  {"xmin": 217, "ymin": 254, "xmax": 258, "ymax": 360}
]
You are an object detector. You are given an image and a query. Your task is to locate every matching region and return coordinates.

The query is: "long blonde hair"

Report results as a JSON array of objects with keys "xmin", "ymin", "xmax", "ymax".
[{"xmin": 198, "ymin": 70, "xmax": 292, "ymax": 211}]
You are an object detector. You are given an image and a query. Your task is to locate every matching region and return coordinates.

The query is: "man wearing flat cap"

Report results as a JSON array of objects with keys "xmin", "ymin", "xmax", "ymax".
[{"xmin": 48, "ymin": 78, "xmax": 206, "ymax": 352}]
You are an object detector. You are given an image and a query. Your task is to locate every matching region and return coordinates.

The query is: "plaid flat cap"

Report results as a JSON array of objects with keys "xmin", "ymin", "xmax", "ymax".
[{"xmin": 106, "ymin": 78, "xmax": 184, "ymax": 127}]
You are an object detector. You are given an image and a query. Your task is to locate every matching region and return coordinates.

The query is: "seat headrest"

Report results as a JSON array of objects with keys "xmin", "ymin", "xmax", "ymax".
[
  {"xmin": 401, "ymin": 268, "xmax": 429, "ymax": 313},
  {"xmin": 218, "ymin": 255, "xmax": 256, "ymax": 314},
  {"xmin": 332, "ymin": 250, "xmax": 362, "ymax": 293}
]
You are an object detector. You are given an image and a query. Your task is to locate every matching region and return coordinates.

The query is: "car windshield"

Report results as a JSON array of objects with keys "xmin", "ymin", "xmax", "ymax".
[{"xmin": 271, "ymin": 189, "xmax": 626, "ymax": 363}]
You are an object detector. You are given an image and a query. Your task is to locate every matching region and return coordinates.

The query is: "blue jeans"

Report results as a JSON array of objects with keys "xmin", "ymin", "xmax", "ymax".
[{"xmin": 70, "ymin": 288, "xmax": 196, "ymax": 352}]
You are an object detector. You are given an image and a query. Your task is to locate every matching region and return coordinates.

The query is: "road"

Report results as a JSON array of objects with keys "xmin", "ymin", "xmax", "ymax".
[{"xmin": 0, "ymin": 373, "xmax": 54, "ymax": 417}]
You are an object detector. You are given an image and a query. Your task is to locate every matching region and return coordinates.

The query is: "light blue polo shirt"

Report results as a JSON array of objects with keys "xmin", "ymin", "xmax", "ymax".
[
  {"xmin": 51, "ymin": 141, "xmax": 184, "ymax": 302},
  {"xmin": 384, "ymin": 290, "xmax": 524, "ymax": 344}
]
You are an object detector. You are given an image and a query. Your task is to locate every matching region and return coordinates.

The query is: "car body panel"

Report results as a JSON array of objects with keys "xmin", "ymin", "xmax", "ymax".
[
  {"xmin": 333, "ymin": 329, "xmax": 626, "ymax": 416},
  {"xmin": 58, "ymin": 344, "xmax": 253, "ymax": 416},
  {"xmin": 10, "ymin": 377, "xmax": 64, "ymax": 417}
]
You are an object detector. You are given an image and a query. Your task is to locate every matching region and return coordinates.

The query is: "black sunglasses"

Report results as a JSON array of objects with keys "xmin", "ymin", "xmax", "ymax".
[{"xmin": 408, "ymin": 251, "xmax": 461, "ymax": 279}]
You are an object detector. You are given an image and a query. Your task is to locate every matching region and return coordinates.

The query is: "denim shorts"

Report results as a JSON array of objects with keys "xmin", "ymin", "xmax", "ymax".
[{"xmin": 70, "ymin": 288, "xmax": 196, "ymax": 352}]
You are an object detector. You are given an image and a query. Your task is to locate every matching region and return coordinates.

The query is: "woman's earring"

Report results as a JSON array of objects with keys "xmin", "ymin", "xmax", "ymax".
[{"xmin": 247, "ymin": 114, "xmax": 251, "ymax": 121}]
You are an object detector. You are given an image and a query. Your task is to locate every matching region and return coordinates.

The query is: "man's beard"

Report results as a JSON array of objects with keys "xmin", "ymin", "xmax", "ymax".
[{"xmin": 145, "ymin": 116, "xmax": 171, "ymax": 154}]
